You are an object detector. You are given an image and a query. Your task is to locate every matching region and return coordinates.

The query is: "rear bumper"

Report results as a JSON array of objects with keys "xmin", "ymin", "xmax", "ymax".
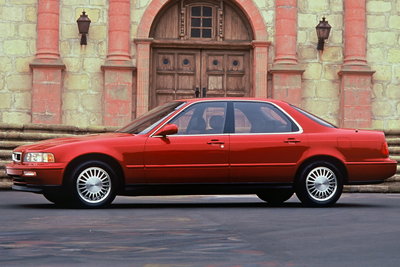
[{"xmin": 345, "ymin": 159, "xmax": 398, "ymax": 184}]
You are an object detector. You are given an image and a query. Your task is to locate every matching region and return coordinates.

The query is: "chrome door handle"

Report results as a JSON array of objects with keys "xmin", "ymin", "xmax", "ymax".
[
  {"xmin": 284, "ymin": 138, "xmax": 301, "ymax": 144},
  {"xmin": 207, "ymin": 139, "xmax": 224, "ymax": 145}
]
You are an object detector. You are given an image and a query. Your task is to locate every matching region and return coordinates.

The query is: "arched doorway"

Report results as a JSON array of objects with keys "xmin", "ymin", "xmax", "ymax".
[{"xmin": 149, "ymin": 0, "xmax": 254, "ymax": 108}]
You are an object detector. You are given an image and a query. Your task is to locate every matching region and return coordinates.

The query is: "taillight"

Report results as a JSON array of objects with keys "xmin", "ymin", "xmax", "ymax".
[{"xmin": 381, "ymin": 142, "xmax": 389, "ymax": 158}]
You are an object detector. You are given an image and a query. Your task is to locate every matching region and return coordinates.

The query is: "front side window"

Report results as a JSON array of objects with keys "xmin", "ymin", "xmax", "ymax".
[
  {"xmin": 169, "ymin": 102, "xmax": 227, "ymax": 135},
  {"xmin": 233, "ymin": 102, "xmax": 299, "ymax": 134}
]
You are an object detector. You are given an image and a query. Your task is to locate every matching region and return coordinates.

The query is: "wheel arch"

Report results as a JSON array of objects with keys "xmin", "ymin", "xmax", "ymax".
[
  {"xmin": 296, "ymin": 155, "xmax": 348, "ymax": 184},
  {"xmin": 63, "ymin": 153, "xmax": 125, "ymax": 192}
]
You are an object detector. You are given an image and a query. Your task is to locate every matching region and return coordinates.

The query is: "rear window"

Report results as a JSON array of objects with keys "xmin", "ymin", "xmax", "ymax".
[{"xmin": 291, "ymin": 105, "xmax": 337, "ymax": 128}]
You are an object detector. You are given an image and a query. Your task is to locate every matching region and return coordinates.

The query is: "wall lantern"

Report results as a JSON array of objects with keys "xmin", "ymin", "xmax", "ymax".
[
  {"xmin": 315, "ymin": 17, "xmax": 331, "ymax": 51},
  {"xmin": 77, "ymin": 11, "xmax": 91, "ymax": 45}
]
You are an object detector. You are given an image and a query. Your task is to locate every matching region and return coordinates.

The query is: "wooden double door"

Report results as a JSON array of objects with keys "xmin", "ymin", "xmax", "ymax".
[{"xmin": 151, "ymin": 48, "xmax": 251, "ymax": 108}]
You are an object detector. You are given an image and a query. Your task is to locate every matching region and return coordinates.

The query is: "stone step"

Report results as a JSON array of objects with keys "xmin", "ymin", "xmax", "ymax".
[
  {"xmin": 0, "ymin": 140, "xmax": 33, "ymax": 150},
  {"xmin": 0, "ymin": 131, "xmax": 77, "ymax": 142},
  {"xmin": 386, "ymin": 137, "xmax": 400, "ymax": 146},
  {"xmin": 389, "ymin": 146, "xmax": 400, "ymax": 155},
  {"xmin": 0, "ymin": 160, "xmax": 11, "ymax": 170},
  {"xmin": 0, "ymin": 123, "xmax": 116, "ymax": 135},
  {"xmin": 391, "ymin": 155, "xmax": 400, "ymax": 164},
  {"xmin": 0, "ymin": 150, "xmax": 12, "ymax": 160},
  {"xmin": 386, "ymin": 174, "xmax": 400, "ymax": 182},
  {"xmin": 345, "ymin": 182, "xmax": 400, "ymax": 193},
  {"xmin": 0, "ymin": 178, "xmax": 12, "ymax": 189}
]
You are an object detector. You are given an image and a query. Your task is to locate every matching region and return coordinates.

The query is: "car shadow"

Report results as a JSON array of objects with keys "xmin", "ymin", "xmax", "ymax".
[{"xmin": 12, "ymin": 201, "xmax": 384, "ymax": 210}]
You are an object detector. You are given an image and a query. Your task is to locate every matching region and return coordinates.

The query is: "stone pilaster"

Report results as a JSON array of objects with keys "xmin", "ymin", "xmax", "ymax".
[
  {"xmin": 30, "ymin": 0, "xmax": 65, "ymax": 124},
  {"xmin": 134, "ymin": 38, "xmax": 153, "ymax": 117},
  {"xmin": 270, "ymin": 0, "xmax": 304, "ymax": 106},
  {"xmin": 339, "ymin": 0, "xmax": 374, "ymax": 129},
  {"xmin": 102, "ymin": 0, "xmax": 135, "ymax": 126}
]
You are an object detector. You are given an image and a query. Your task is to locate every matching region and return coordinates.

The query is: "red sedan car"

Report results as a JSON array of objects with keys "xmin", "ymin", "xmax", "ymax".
[{"xmin": 6, "ymin": 98, "xmax": 397, "ymax": 208}]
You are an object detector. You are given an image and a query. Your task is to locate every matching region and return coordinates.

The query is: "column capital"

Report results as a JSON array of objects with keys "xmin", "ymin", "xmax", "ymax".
[
  {"xmin": 101, "ymin": 61, "xmax": 136, "ymax": 71},
  {"xmin": 270, "ymin": 64, "xmax": 305, "ymax": 74},
  {"xmin": 30, "ymin": 58, "xmax": 65, "ymax": 70},
  {"xmin": 339, "ymin": 67, "xmax": 375, "ymax": 76}
]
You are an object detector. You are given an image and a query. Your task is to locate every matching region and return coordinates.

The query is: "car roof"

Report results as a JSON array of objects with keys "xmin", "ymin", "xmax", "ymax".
[{"xmin": 176, "ymin": 97, "xmax": 289, "ymax": 105}]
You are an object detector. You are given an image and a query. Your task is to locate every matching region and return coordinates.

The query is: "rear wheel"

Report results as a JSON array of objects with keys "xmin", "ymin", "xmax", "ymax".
[
  {"xmin": 68, "ymin": 160, "xmax": 117, "ymax": 208},
  {"xmin": 295, "ymin": 161, "xmax": 343, "ymax": 207},
  {"xmin": 257, "ymin": 189, "xmax": 294, "ymax": 206}
]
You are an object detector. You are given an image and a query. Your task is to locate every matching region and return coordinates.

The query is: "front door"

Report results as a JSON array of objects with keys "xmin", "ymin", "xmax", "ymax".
[
  {"xmin": 144, "ymin": 101, "xmax": 230, "ymax": 183},
  {"xmin": 151, "ymin": 48, "xmax": 250, "ymax": 108}
]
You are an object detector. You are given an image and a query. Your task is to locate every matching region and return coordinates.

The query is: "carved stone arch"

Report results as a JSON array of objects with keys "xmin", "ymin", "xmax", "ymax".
[
  {"xmin": 135, "ymin": 0, "xmax": 269, "ymax": 116},
  {"xmin": 137, "ymin": 0, "xmax": 267, "ymax": 41},
  {"xmin": 149, "ymin": 0, "xmax": 253, "ymax": 42}
]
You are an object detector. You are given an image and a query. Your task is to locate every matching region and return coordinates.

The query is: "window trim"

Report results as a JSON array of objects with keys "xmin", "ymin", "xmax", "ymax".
[
  {"xmin": 150, "ymin": 100, "xmax": 303, "ymax": 137},
  {"xmin": 187, "ymin": 4, "xmax": 217, "ymax": 40}
]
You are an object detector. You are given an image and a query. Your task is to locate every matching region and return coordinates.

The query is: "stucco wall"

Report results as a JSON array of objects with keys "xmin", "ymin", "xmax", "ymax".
[
  {"xmin": 297, "ymin": 0, "xmax": 343, "ymax": 126},
  {"xmin": 60, "ymin": 0, "xmax": 108, "ymax": 126},
  {"xmin": 0, "ymin": 0, "xmax": 399, "ymax": 130},
  {"xmin": 0, "ymin": 0, "xmax": 36, "ymax": 124},
  {"xmin": 367, "ymin": 0, "xmax": 400, "ymax": 130}
]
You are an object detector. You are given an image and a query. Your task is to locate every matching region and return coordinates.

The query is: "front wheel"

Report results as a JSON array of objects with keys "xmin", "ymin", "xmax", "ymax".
[
  {"xmin": 68, "ymin": 161, "xmax": 117, "ymax": 208},
  {"xmin": 295, "ymin": 161, "xmax": 343, "ymax": 207}
]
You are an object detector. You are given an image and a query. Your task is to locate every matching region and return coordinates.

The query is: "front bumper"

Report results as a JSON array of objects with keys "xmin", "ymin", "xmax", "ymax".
[
  {"xmin": 11, "ymin": 184, "xmax": 63, "ymax": 193},
  {"xmin": 6, "ymin": 162, "xmax": 65, "ymax": 188}
]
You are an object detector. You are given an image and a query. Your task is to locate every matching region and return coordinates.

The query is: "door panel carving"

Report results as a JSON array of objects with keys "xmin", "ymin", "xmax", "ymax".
[{"xmin": 152, "ymin": 48, "xmax": 250, "ymax": 107}]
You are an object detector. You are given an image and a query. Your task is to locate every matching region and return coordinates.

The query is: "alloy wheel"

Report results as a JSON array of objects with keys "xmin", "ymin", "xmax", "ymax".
[
  {"xmin": 306, "ymin": 166, "xmax": 337, "ymax": 202},
  {"xmin": 76, "ymin": 167, "xmax": 112, "ymax": 204}
]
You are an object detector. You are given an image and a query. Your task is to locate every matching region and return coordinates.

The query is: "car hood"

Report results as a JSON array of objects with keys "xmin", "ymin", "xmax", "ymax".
[{"xmin": 16, "ymin": 133, "xmax": 134, "ymax": 151}]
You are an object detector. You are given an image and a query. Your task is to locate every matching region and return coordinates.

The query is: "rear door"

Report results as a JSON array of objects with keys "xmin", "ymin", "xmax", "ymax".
[{"xmin": 229, "ymin": 101, "xmax": 308, "ymax": 183}]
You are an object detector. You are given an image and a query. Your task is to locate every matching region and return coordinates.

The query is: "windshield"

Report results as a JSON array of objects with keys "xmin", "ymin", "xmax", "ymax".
[
  {"xmin": 291, "ymin": 105, "xmax": 337, "ymax": 128},
  {"xmin": 117, "ymin": 101, "xmax": 185, "ymax": 134}
]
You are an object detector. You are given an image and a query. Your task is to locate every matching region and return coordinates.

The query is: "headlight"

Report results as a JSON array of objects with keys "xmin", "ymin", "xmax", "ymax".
[{"xmin": 24, "ymin": 153, "xmax": 55, "ymax": 163}]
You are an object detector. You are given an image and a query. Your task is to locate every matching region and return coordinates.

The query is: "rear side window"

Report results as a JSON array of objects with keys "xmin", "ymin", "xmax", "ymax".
[
  {"xmin": 291, "ymin": 105, "xmax": 337, "ymax": 128},
  {"xmin": 233, "ymin": 102, "xmax": 299, "ymax": 133}
]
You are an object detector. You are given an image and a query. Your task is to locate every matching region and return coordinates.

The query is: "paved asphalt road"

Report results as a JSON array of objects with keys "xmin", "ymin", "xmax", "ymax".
[{"xmin": 1, "ymin": 191, "xmax": 400, "ymax": 267}]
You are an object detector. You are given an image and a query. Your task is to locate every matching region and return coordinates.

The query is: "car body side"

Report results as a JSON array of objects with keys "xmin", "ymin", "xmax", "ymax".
[{"xmin": 6, "ymin": 99, "xmax": 397, "ymax": 195}]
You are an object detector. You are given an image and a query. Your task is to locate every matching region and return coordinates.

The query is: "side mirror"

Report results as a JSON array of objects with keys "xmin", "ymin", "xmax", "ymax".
[{"xmin": 154, "ymin": 124, "xmax": 178, "ymax": 137}]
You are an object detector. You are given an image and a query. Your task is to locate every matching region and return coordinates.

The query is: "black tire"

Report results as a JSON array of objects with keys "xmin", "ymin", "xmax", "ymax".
[
  {"xmin": 295, "ymin": 161, "xmax": 343, "ymax": 207},
  {"xmin": 43, "ymin": 191, "xmax": 71, "ymax": 206},
  {"xmin": 67, "ymin": 160, "xmax": 117, "ymax": 208},
  {"xmin": 257, "ymin": 189, "xmax": 294, "ymax": 206}
]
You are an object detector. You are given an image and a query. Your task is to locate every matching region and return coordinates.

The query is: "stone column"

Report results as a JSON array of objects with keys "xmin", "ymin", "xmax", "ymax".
[
  {"xmin": 269, "ymin": 0, "xmax": 304, "ymax": 106},
  {"xmin": 30, "ymin": 0, "xmax": 65, "ymax": 124},
  {"xmin": 134, "ymin": 38, "xmax": 153, "ymax": 117},
  {"xmin": 252, "ymin": 41, "xmax": 270, "ymax": 98},
  {"xmin": 102, "ymin": 0, "xmax": 135, "ymax": 126},
  {"xmin": 339, "ymin": 0, "xmax": 375, "ymax": 128}
]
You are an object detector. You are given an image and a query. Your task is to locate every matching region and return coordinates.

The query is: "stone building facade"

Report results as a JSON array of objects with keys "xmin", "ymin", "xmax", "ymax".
[{"xmin": 0, "ymin": 0, "xmax": 399, "ymax": 130}]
